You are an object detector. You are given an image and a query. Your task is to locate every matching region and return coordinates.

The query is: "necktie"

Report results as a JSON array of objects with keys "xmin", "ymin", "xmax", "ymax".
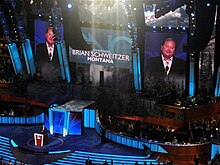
[
  {"xmin": 165, "ymin": 66, "xmax": 169, "ymax": 74},
  {"xmin": 49, "ymin": 48, "xmax": 52, "ymax": 61}
]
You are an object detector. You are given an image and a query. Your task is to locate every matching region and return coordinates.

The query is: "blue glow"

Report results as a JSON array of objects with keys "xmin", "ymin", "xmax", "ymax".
[
  {"xmin": 68, "ymin": 112, "xmax": 82, "ymax": 135},
  {"xmin": 211, "ymin": 144, "xmax": 220, "ymax": 159},
  {"xmin": 10, "ymin": 139, "xmax": 18, "ymax": 147},
  {"xmin": 2, "ymin": 117, "xmax": 8, "ymax": 124},
  {"xmin": 189, "ymin": 61, "xmax": 195, "ymax": 96},
  {"xmin": 84, "ymin": 109, "xmax": 95, "ymax": 128},
  {"xmin": 53, "ymin": 111, "xmax": 65, "ymax": 135},
  {"xmin": 27, "ymin": 117, "xmax": 35, "ymax": 124},
  {"xmin": 215, "ymin": 67, "xmax": 220, "ymax": 97},
  {"xmin": 49, "ymin": 150, "xmax": 71, "ymax": 154},
  {"xmin": 0, "ymin": 136, "xmax": 9, "ymax": 141},
  {"xmin": 90, "ymin": 110, "xmax": 95, "ymax": 128},
  {"xmin": 132, "ymin": 140, "xmax": 138, "ymax": 148},
  {"xmin": 8, "ymin": 43, "xmax": 23, "ymax": 74},
  {"xmin": 182, "ymin": 26, "xmax": 186, "ymax": 30},
  {"xmin": 127, "ymin": 138, "xmax": 132, "ymax": 147},
  {"xmin": 22, "ymin": 39, "xmax": 36, "ymax": 76},
  {"xmin": 56, "ymin": 41, "xmax": 71, "ymax": 83},
  {"xmin": 49, "ymin": 107, "xmax": 83, "ymax": 136},
  {"xmin": 84, "ymin": 109, "xmax": 90, "ymax": 127},
  {"xmin": 57, "ymin": 43, "xmax": 66, "ymax": 80},
  {"xmin": 122, "ymin": 136, "xmax": 126, "ymax": 145},
  {"xmin": 116, "ymin": 135, "xmax": 122, "ymax": 144},
  {"xmin": 133, "ymin": 48, "xmax": 142, "ymax": 92}
]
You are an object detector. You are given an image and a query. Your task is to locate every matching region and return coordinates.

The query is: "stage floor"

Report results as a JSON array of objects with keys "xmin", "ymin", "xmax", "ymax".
[{"xmin": 0, "ymin": 124, "xmax": 145, "ymax": 156}]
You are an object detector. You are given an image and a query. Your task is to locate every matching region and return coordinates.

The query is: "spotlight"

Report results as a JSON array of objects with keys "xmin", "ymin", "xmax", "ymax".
[
  {"xmin": 145, "ymin": 5, "xmax": 153, "ymax": 15},
  {"xmin": 67, "ymin": 3, "xmax": 72, "ymax": 9},
  {"xmin": 207, "ymin": 3, "xmax": 210, "ymax": 7}
]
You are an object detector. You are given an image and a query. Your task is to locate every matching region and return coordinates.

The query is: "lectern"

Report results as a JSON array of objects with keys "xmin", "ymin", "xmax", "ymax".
[{"xmin": 34, "ymin": 133, "xmax": 45, "ymax": 147}]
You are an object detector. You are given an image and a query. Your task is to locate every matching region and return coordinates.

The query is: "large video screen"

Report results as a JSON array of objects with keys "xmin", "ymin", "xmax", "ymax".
[
  {"xmin": 144, "ymin": 32, "xmax": 187, "ymax": 102},
  {"xmin": 69, "ymin": 27, "xmax": 132, "ymax": 89},
  {"xmin": 34, "ymin": 20, "xmax": 64, "ymax": 83}
]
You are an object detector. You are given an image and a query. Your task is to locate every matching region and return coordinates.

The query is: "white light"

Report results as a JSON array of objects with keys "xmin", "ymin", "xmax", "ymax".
[
  {"xmin": 39, "ymin": 14, "xmax": 42, "ymax": 17},
  {"xmin": 153, "ymin": 26, "xmax": 156, "ymax": 29},
  {"xmin": 134, "ymin": 8, "xmax": 136, "ymax": 11},
  {"xmin": 67, "ymin": 4, "xmax": 72, "ymax": 8},
  {"xmin": 168, "ymin": 26, "xmax": 172, "ymax": 30},
  {"xmin": 182, "ymin": 27, "xmax": 186, "ymax": 30},
  {"xmin": 207, "ymin": 3, "xmax": 210, "ymax": 7}
]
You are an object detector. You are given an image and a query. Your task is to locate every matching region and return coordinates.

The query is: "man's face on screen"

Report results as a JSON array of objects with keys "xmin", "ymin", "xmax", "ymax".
[
  {"xmin": 161, "ymin": 40, "xmax": 176, "ymax": 60},
  {"xmin": 45, "ymin": 28, "xmax": 55, "ymax": 46}
]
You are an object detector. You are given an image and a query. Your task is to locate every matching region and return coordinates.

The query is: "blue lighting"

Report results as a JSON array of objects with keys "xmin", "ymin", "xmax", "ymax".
[
  {"xmin": 67, "ymin": 4, "xmax": 72, "ymax": 8},
  {"xmin": 49, "ymin": 150, "xmax": 71, "ymax": 154},
  {"xmin": 10, "ymin": 139, "xmax": 18, "ymax": 147}
]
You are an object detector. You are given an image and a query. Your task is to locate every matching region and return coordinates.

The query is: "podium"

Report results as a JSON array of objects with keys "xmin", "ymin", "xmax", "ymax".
[{"xmin": 34, "ymin": 133, "xmax": 45, "ymax": 147}]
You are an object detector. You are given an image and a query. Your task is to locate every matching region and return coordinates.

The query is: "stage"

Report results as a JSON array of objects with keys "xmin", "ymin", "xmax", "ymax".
[{"xmin": 0, "ymin": 124, "xmax": 146, "ymax": 164}]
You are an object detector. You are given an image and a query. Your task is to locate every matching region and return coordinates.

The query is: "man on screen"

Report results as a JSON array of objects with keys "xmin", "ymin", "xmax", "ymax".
[
  {"xmin": 35, "ymin": 27, "xmax": 61, "ymax": 82},
  {"xmin": 146, "ymin": 37, "xmax": 185, "ymax": 78}
]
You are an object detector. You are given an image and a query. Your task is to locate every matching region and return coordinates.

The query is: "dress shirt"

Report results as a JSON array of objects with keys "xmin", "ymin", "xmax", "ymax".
[
  {"xmin": 161, "ymin": 55, "xmax": 173, "ymax": 75},
  {"xmin": 46, "ymin": 42, "xmax": 54, "ymax": 61}
]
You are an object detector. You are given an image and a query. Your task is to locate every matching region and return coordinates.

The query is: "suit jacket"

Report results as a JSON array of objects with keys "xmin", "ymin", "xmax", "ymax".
[
  {"xmin": 35, "ymin": 43, "xmax": 61, "ymax": 82},
  {"xmin": 146, "ymin": 55, "xmax": 185, "ymax": 78}
]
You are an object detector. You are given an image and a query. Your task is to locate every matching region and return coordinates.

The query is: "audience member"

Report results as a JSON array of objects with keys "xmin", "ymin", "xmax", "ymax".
[{"xmin": 194, "ymin": 153, "xmax": 199, "ymax": 165}]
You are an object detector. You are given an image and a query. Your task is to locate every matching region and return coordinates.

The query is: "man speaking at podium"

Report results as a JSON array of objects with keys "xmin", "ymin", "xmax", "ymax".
[
  {"xmin": 41, "ymin": 125, "xmax": 48, "ymax": 134},
  {"xmin": 40, "ymin": 125, "xmax": 48, "ymax": 145}
]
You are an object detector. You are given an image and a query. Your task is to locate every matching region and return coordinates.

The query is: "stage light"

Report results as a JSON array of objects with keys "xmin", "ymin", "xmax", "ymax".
[
  {"xmin": 67, "ymin": 3, "xmax": 72, "ymax": 9},
  {"xmin": 182, "ymin": 26, "xmax": 186, "ymax": 30},
  {"xmin": 168, "ymin": 26, "xmax": 172, "ymax": 30},
  {"xmin": 207, "ymin": 3, "xmax": 210, "ymax": 7},
  {"xmin": 153, "ymin": 25, "xmax": 156, "ymax": 29},
  {"xmin": 145, "ymin": 5, "xmax": 153, "ymax": 14},
  {"xmin": 38, "ymin": 14, "xmax": 41, "ymax": 17}
]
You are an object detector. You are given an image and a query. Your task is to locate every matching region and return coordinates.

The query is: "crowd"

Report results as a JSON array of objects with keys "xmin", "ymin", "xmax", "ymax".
[
  {"xmin": 187, "ymin": 117, "xmax": 220, "ymax": 143},
  {"xmin": 101, "ymin": 115, "xmax": 220, "ymax": 145}
]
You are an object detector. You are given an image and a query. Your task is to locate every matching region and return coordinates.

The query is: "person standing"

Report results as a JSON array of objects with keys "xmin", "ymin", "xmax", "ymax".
[
  {"xmin": 146, "ymin": 37, "xmax": 185, "ymax": 78},
  {"xmin": 194, "ymin": 153, "xmax": 199, "ymax": 165},
  {"xmin": 35, "ymin": 26, "xmax": 61, "ymax": 82}
]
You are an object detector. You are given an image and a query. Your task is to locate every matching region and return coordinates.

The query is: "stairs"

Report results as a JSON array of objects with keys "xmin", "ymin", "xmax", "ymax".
[
  {"xmin": 0, "ymin": 135, "xmax": 25, "ymax": 164},
  {"xmin": 45, "ymin": 150, "xmax": 158, "ymax": 165}
]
